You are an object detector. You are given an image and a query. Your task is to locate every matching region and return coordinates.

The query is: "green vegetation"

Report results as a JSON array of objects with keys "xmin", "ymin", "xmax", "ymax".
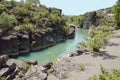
[
  {"xmin": 89, "ymin": 66, "xmax": 120, "ymax": 80},
  {"xmin": 0, "ymin": 0, "xmax": 68, "ymax": 33},
  {"xmin": 81, "ymin": 25, "xmax": 110, "ymax": 52},
  {"xmin": 0, "ymin": 12, "xmax": 17, "ymax": 29},
  {"xmin": 47, "ymin": 52, "xmax": 57, "ymax": 66},
  {"xmin": 65, "ymin": 15, "xmax": 84, "ymax": 27},
  {"xmin": 0, "ymin": 77, "xmax": 6, "ymax": 80},
  {"xmin": 79, "ymin": 64, "xmax": 85, "ymax": 71},
  {"xmin": 112, "ymin": 0, "xmax": 120, "ymax": 27}
]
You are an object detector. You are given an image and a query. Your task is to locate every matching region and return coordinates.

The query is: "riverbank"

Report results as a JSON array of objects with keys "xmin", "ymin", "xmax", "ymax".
[
  {"xmin": 0, "ymin": 29, "xmax": 120, "ymax": 80},
  {"xmin": 11, "ymin": 29, "xmax": 88, "ymax": 64},
  {"xmin": 47, "ymin": 29, "xmax": 120, "ymax": 80}
]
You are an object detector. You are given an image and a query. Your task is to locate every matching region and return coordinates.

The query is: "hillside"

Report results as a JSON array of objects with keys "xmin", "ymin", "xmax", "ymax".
[
  {"xmin": 0, "ymin": 0, "xmax": 75, "ymax": 55},
  {"xmin": 67, "ymin": 7, "xmax": 115, "ymax": 29}
]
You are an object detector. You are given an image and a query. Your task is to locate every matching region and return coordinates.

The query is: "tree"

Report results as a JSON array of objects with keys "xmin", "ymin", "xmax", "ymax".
[
  {"xmin": 112, "ymin": 0, "xmax": 120, "ymax": 27},
  {"xmin": 0, "ymin": 12, "xmax": 17, "ymax": 28},
  {"xmin": 26, "ymin": 0, "xmax": 41, "ymax": 6},
  {"xmin": 81, "ymin": 25, "xmax": 110, "ymax": 52},
  {"xmin": 0, "ymin": 4, "xmax": 5, "ymax": 14}
]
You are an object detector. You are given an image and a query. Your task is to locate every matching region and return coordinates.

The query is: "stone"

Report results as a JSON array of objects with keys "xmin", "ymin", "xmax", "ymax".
[
  {"xmin": 76, "ymin": 50, "xmax": 83, "ymax": 55},
  {"xmin": 6, "ymin": 68, "xmax": 18, "ymax": 80},
  {"xmin": 24, "ymin": 65, "xmax": 47, "ymax": 80},
  {"xmin": 0, "ymin": 68, "xmax": 10, "ymax": 77},
  {"xmin": 42, "ymin": 62, "xmax": 52, "ymax": 70},
  {"xmin": 0, "ymin": 55, "xmax": 9, "ymax": 69},
  {"xmin": 69, "ymin": 52, "xmax": 78, "ymax": 57},
  {"xmin": 6, "ymin": 59, "xmax": 29, "ymax": 73},
  {"xmin": 26, "ymin": 59, "xmax": 38, "ymax": 65}
]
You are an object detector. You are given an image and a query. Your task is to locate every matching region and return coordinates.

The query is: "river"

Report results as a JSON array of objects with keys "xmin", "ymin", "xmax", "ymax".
[{"xmin": 12, "ymin": 29, "xmax": 88, "ymax": 64}]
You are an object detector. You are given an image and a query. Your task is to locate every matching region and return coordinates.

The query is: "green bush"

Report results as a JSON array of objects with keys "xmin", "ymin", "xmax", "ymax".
[
  {"xmin": 81, "ymin": 25, "xmax": 110, "ymax": 52},
  {"xmin": 0, "ymin": 4, "xmax": 5, "ymax": 14},
  {"xmin": 0, "ymin": 77, "xmax": 6, "ymax": 80},
  {"xmin": 89, "ymin": 66, "xmax": 120, "ymax": 80},
  {"xmin": 0, "ymin": 12, "xmax": 17, "ymax": 28},
  {"xmin": 112, "ymin": 0, "xmax": 120, "ymax": 27},
  {"xmin": 24, "ymin": 24, "xmax": 35, "ymax": 32}
]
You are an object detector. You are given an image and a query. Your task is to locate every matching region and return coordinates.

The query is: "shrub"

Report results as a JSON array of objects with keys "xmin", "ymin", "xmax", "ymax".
[
  {"xmin": 0, "ymin": 12, "xmax": 17, "ymax": 28},
  {"xmin": 0, "ymin": 4, "xmax": 5, "ymax": 14},
  {"xmin": 112, "ymin": 0, "xmax": 120, "ymax": 27},
  {"xmin": 81, "ymin": 25, "xmax": 110, "ymax": 52},
  {"xmin": 0, "ymin": 77, "xmax": 6, "ymax": 80},
  {"xmin": 24, "ymin": 24, "xmax": 35, "ymax": 32},
  {"xmin": 89, "ymin": 66, "xmax": 120, "ymax": 80}
]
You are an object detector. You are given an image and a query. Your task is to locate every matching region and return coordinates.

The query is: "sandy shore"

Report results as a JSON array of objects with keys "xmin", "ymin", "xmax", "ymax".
[{"xmin": 48, "ymin": 30, "xmax": 120, "ymax": 80}]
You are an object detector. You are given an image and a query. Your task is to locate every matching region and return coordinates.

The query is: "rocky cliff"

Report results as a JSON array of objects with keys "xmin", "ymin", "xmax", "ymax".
[
  {"xmin": 81, "ymin": 7, "xmax": 115, "ymax": 29},
  {"xmin": 0, "ymin": 25, "xmax": 75, "ymax": 55},
  {"xmin": 0, "ymin": 0, "xmax": 75, "ymax": 56}
]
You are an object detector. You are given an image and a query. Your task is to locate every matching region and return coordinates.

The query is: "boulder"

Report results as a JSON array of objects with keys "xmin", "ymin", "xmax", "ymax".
[
  {"xmin": 6, "ymin": 59, "xmax": 29, "ymax": 73},
  {"xmin": 24, "ymin": 65, "xmax": 47, "ymax": 80},
  {"xmin": 0, "ymin": 68, "xmax": 10, "ymax": 77},
  {"xmin": 6, "ymin": 68, "xmax": 18, "ymax": 80},
  {"xmin": 68, "ymin": 50, "xmax": 83, "ymax": 57},
  {"xmin": 76, "ymin": 50, "xmax": 83, "ymax": 55},
  {"xmin": 69, "ymin": 52, "xmax": 78, "ymax": 57},
  {"xmin": 26, "ymin": 59, "xmax": 38, "ymax": 65},
  {"xmin": 0, "ymin": 55, "xmax": 9, "ymax": 69},
  {"xmin": 42, "ymin": 62, "xmax": 53, "ymax": 70}
]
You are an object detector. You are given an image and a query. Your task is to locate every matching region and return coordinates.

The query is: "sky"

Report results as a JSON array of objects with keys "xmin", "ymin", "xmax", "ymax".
[{"xmin": 40, "ymin": 0, "xmax": 117, "ymax": 15}]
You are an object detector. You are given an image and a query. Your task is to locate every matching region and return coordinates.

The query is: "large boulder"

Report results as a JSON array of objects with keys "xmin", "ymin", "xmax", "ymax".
[
  {"xmin": 6, "ymin": 59, "xmax": 29, "ymax": 73},
  {"xmin": 42, "ymin": 61, "xmax": 53, "ymax": 70},
  {"xmin": 0, "ymin": 68, "xmax": 10, "ymax": 77},
  {"xmin": 23, "ymin": 65, "xmax": 47, "ymax": 80},
  {"xmin": 26, "ymin": 59, "xmax": 38, "ymax": 65}
]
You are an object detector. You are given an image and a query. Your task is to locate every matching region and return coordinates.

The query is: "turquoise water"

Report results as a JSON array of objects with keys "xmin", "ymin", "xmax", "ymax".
[{"xmin": 12, "ymin": 29, "xmax": 88, "ymax": 64}]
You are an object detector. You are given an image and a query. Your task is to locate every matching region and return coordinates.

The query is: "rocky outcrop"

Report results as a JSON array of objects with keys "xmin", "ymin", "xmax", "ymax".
[
  {"xmin": 0, "ymin": 46, "xmax": 92, "ymax": 80},
  {"xmin": 0, "ymin": 26, "xmax": 75, "ymax": 55},
  {"xmin": 0, "ymin": 45, "xmax": 89, "ymax": 80},
  {"xmin": 22, "ymin": 65, "xmax": 47, "ymax": 80},
  {"xmin": 66, "ymin": 24, "xmax": 76, "ymax": 39},
  {"xmin": 82, "ymin": 7, "xmax": 115, "ymax": 29},
  {"xmin": 0, "ymin": 55, "xmax": 37, "ymax": 80}
]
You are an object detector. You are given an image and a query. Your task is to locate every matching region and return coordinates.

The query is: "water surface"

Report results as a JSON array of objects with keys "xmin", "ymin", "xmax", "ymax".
[{"xmin": 12, "ymin": 29, "xmax": 88, "ymax": 64}]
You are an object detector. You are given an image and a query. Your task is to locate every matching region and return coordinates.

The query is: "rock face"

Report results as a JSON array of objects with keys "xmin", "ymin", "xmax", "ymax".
[
  {"xmin": 23, "ymin": 65, "xmax": 47, "ymax": 80},
  {"xmin": 66, "ymin": 24, "xmax": 76, "ymax": 39},
  {"xmin": 82, "ymin": 7, "xmax": 115, "ymax": 29},
  {"xmin": 0, "ymin": 55, "xmax": 52, "ymax": 80},
  {"xmin": 0, "ymin": 25, "xmax": 75, "ymax": 55},
  {"xmin": 0, "ymin": 47, "xmax": 91, "ymax": 80}
]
